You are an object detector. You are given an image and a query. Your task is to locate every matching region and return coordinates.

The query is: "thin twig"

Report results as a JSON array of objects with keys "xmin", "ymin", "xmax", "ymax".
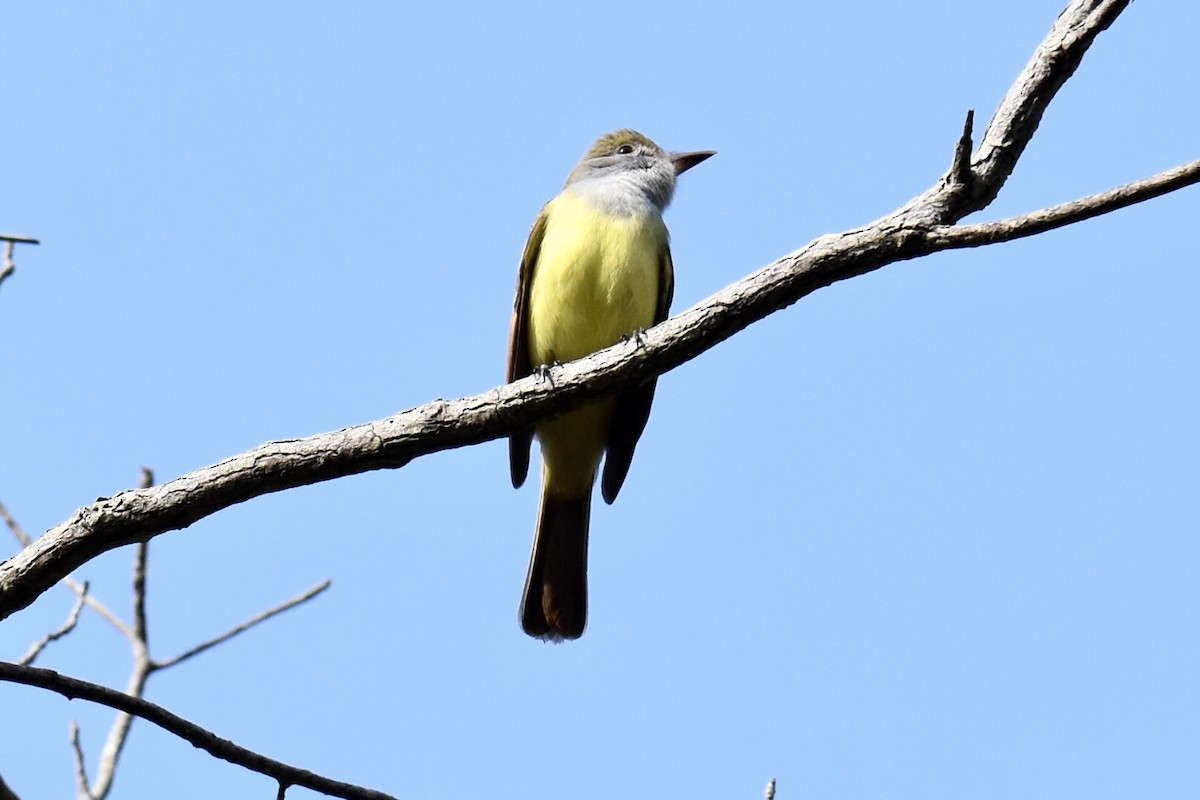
[
  {"xmin": 91, "ymin": 466, "xmax": 151, "ymax": 799},
  {"xmin": 930, "ymin": 158, "xmax": 1200, "ymax": 248},
  {"xmin": 1, "ymin": 501, "xmax": 34, "ymax": 548},
  {"xmin": 0, "ymin": 662, "xmax": 398, "ymax": 800},
  {"xmin": 131, "ymin": 542, "xmax": 149, "ymax": 647},
  {"xmin": 90, "ymin": 541, "xmax": 153, "ymax": 798},
  {"xmin": 69, "ymin": 722, "xmax": 92, "ymax": 800},
  {"xmin": 132, "ymin": 467, "xmax": 154, "ymax": 647},
  {"xmin": 19, "ymin": 583, "xmax": 89, "ymax": 666},
  {"xmin": 5, "ymin": 464, "xmax": 328, "ymax": 797},
  {"xmin": 153, "ymin": 580, "xmax": 332, "ymax": 671},
  {"xmin": 90, "ymin": 679, "xmax": 142, "ymax": 799}
]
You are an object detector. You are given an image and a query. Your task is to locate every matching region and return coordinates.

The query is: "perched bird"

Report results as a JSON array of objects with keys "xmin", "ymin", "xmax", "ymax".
[{"xmin": 507, "ymin": 130, "xmax": 713, "ymax": 640}]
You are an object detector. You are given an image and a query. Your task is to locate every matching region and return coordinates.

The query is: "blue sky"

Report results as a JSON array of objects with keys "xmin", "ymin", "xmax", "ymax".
[{"xmin": 2, "ymin": 2, "xmax": 1198, "ymax": 798}]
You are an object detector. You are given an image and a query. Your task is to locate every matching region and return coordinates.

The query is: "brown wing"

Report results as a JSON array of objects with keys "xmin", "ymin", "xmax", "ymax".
[
  {"xmin": 600, "ymin": 240, "xmax": 675, "ymax": 505},
  {"xmin": 507, "ymin": 209, "xmax": 549, "ymax": 489}
]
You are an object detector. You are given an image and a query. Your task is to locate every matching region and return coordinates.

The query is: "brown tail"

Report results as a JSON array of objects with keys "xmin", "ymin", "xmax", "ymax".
[{"xmin": 520, "ymin": 491, "xmax": 590, "ymax": 640}]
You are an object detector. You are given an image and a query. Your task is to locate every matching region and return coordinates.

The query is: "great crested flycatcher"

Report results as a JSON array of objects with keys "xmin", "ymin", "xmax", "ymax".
[{"xmin": 507, "ymin": 129, "xmax": 713, "ymax": 640}]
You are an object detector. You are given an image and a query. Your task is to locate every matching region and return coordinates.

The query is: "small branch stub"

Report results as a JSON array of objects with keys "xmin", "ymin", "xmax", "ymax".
[{"xmin": 951, "ymin": 109, "xmax": 975, "ymax": 188}]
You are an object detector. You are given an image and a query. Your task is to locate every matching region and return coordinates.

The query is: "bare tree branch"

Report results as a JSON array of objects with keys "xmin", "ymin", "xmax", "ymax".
[
  {"xmin": 18, "ymin": 583, "xmax": 88, "ymax": 666},
  {"xmin": 89, "ymin": 667, "xmax": 143, "ymax": 799},
  {"xmin": 2, "ymin": 501, "xmax": 134, "ymax": 639},
  {"xmin": 74, "ymin": 466, "xmax": 331, "ymax": 799},
  {"xmin": 78, "ymin": 469, "xmax": 159, "ymax": 799},
  {"xmin": 89, "ymin": 557, "xmax": 150, "ymax": 800},
  {"xmin": 960, "ymin": 0, "xmax": 1131, "ymax": 215},
  {"xmin": 2, "ymin": 0, "xmax": 1191, "ymax": 626},
  {"xmin": 69, "ymin": 722, "xmax": 92, "ymax": 800},
  {"xmin": 930, "ymin": 158, "xmax": 1200, "ymax": 248},
  {"xmin": 2, "ymin": 501, "xmax": 37, "ymax": 549},
  {"xmin": 131, "ymin": 474, "xmax": 153, "ymax": 644},
  {"xmin": 4, "ymin": 471, "xmax": 332, "ymax": 798},
  {"xmin": 0, "ymin": 662, "xmax": 397, "ymax": 800},
  {"xmin": 153, "ymin": 580, "xmax": 331, "ymax": 671},
  {"xmin": 131, "ymin": 541, "xmax": 149, "ymax": 647}
]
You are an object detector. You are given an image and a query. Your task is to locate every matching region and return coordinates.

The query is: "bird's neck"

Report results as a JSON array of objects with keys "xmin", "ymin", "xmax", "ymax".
[{"xmin": 566, "ymin": 172, "xmax": 673, "ymax": 218}]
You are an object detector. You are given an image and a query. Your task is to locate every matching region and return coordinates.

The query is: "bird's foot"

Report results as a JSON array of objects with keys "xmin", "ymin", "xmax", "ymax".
[
  {"xmin": 534, "ymin": 361, "xmax": 561, "ymax": 387},
  {"xmin": 621, "ymin": 328, "xmax": 649, "ymax": 348}
]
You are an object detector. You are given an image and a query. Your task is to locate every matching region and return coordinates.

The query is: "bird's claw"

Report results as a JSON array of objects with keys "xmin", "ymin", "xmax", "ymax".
[
  {"xmin": 620, "ymin": 328, "xmax": 649, "ymax": 348},
  {"xmin": 535, "ymin": 361, "xmax": 561, "ymax": 387}
]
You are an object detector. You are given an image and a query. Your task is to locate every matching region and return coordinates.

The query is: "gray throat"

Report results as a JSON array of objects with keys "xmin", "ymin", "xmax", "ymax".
[{"xmin": 564, "ymin": 160, "xmax": 677, "ymax": 217}]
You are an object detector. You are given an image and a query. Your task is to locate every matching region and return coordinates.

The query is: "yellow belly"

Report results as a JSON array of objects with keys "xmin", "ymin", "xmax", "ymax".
[
  {"xmin": 527, "ymin": 191, "xmax": 666, "ymax": 495},
  {"xmin": 528, "ymin": 191, "xmax": 664, "ymax": 365}
]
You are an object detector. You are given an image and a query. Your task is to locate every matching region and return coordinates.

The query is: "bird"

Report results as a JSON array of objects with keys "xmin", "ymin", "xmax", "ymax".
[{"xmin": 506, "ymin": 129, "xmax": 713, "ymax": 640}]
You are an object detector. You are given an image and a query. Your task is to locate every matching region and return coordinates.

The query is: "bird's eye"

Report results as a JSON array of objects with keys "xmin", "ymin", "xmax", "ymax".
[{"xmin": 615, "ymin": 144, "xmax": 635, "ymax": 155}]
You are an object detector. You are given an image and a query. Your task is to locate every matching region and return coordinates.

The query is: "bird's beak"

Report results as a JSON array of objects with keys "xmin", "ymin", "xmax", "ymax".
[{"xmin": 671, "ymin": 150, "xmax": 716, "ymax": 175}]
